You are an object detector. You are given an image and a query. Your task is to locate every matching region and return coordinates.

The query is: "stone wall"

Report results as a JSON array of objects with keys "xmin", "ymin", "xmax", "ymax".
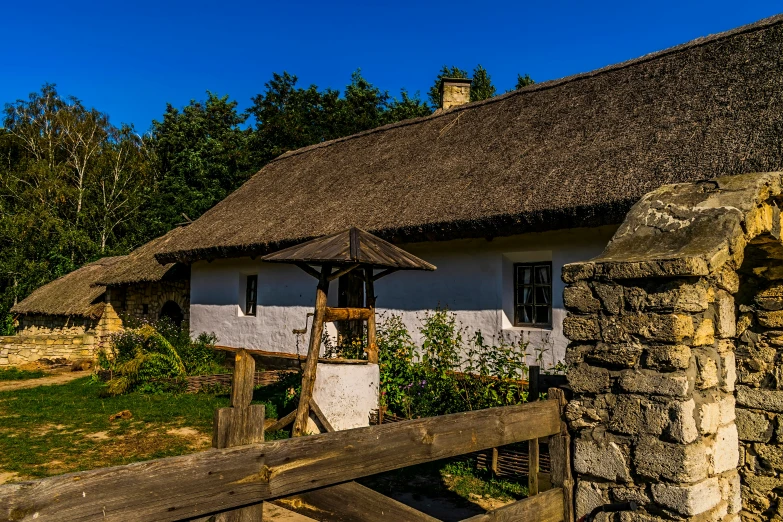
[
  {"xmin": 110, "ymin": 280, "xmax": 189, "ymax": 326},
  {"xmin": 17, "ymin": 314, "xmax": 97, "ymax": 337},
  {"xmin": 1, "ymin": 332, "xmax": 96, "ymax": 366},
  {"xmin": 562, "ymin": 173, "xmax": 783, "ymax": 521}
]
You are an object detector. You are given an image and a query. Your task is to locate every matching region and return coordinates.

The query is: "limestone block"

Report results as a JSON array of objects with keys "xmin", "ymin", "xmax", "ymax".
[
  {"xmin": 634, "ymin": 436, "xmax": 708, "ymax": 482},
  {"xmin": 755, "ymin": 283, "xmax": 783, "ymax": 310},
  {"xmin": 562, "ymin": 262, "xmax": 595, "ymax": 284},
  {"xmin": 711, "ymin": 424, "xmax": 739, "ymax": 474},
  {"xmin": 565, "ymin": 344, "xmax": 592, "ymax": 366},
  {"xmin": 693, "ymin": 319, "xmax": 715, "ymax": 347},
  {"xmin": 695, "ymin": 352, "xmax": 719, "ymax": 390},
  {"xmin": 609, "ymin": 485, "xmax": 650, "ymax": 505},
  {"xmin": 643, "ymin": 345, "xmax": 691, "ymax": 371},
  {"xmin": 699, "ymin": 401, "xmax": 721, "ymax": 435},
  {"xmin": 575, "ymin": 480, "xmax": 608, "ymax": 519},
  {"xmin": 736, "ymin": 312, "xmax": 753, "ymax": 336},
  {"xmin": 720, "ymin": 351, "xmax": 736, "ymax": 392},
  {"xmin": 718, "ymin": 395, "xmax": 735, "ymax": 425},
  {"xmin": 757, "ymin": 310, "xmax": 783, "ymax": 328},
  {"xmin": 585, "ymin": 342, "xmax": 643, "ymax": 368},
  {"xmin": 563, "ymin": 315, "xmax": 600, "ymax": 341},
  {"xmin": 566, "ymin": 399, "xmax": 604, "ymax": 429},
  {"xmin": 719, "ymin": 473, "xmax": 741, "ymax": 515},
  {"xmin": 715, "ymin": 290, "xmax": 736, "ymax": 339},
  {"xmin": 754, "ymin": 443, "xmax": 783, "ymax": 471},
  {"xmin": 568, "ymin": 364, "xmax": 610, "ymax": 394},
  {"xmin": 644, "ymin": 282, "xmax": 710, "ymax": 313},
  {"xmin": 736, "ymin": 386, "xmax": 783, "ymax": 413},
  {"xmin": 617, "ymin": 313, "xmax": 694, "ymax": 343},
  {"xmin": 666, "ymin": 399, "xmax": 699, "ymax": 444},
  {"xmin": 573, "ymin": 439, "xmax": 631, "ymax": 482},
  {"xmin": 618, "ymin": 370, "xmax": 689, "ymax": 398},
  {"xmin": 650, "ymin": 477, "xmax": 721, "ymax": 516},
  {"xmin": 593, "ymin": 283, "xmax": 624, "ymax": 315},
  {"xmin": 564, "ymin": 282, "xmax": 601, "ymax": 313}
]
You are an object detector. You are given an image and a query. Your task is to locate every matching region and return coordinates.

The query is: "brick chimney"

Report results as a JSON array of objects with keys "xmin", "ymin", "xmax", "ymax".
[{"xmin": 439, "ymin": 77, "xmax": 472, "ymax": 110}]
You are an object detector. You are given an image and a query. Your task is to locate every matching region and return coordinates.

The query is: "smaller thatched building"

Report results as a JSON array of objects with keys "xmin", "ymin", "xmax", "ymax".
[{"xmin": 3, "ymin": 228, "xmax": 190, "ymax": 368}]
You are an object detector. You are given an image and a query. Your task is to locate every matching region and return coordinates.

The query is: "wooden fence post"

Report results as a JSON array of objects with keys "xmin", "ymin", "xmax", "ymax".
[
  {"xmin": 548, "ymin": 387, "xmax": 574, "ymax": 522},
  {"xmin": 212, "ymin": 349, "xmax": 265, "ymax": 521},
  {"xmin": 527, "ymin": 365, "xmax": 541, "ymax": 496}
]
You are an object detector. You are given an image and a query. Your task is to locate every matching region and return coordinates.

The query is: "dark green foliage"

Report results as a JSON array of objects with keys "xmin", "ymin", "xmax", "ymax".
[
  {"xmin": 516, "ymin": 73, "xmax": 535, "ymax": 89},
  {"xmin": 470, "ymin": 65, "xmax": 496, "ymax": 101},
  {"xmin": 377, "ymin": 309, "xmax": 529, "ymax": 419}
]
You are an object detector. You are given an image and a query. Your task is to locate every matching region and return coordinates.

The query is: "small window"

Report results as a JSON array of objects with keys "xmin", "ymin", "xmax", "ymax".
[
  {"xmin": 514, "ymin": 262, "xmax": 552, "ymax": 327},
  {"xmin": 245, "ymin": 275, "xmax": 258, "ymax": 316}
]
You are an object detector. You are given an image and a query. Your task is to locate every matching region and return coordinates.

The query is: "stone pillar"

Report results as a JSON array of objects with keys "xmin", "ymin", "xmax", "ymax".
[{"xmin": 563, "ymin": 271, "xmax": 741, "ymax": 521}]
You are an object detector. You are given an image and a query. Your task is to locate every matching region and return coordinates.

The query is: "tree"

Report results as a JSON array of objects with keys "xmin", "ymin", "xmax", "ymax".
[
  {"xmin": 516, "ymin": 74, "xmax": 535, "ymax": 89},
  {"xmin": 428, "ymin": 66, "xmax": 468, "ymax": 108},
  {"xmin": 146, "ymin": 92, "xmax": 254, "ymax": 236},
  {"xmin": 470, "ymin": 65, "xmax": 496, "ymax": 102}
]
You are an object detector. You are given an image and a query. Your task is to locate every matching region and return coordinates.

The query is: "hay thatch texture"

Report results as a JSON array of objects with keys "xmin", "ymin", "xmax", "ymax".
[
  {"xmin": 157, "ymin": 14, "xmax": 783, "ymax": 264},
  {"xmin": 11, "ymin": 257, "xmax": 125, "ymax": 318},
  {"xmin": 95, "ymin": 227, "xmax": 189, "ymax": 286}
]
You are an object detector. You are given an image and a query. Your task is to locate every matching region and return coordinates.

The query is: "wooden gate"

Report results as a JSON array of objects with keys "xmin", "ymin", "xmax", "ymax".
[{"xmin": 0, "ymin": 389, "xmax": 573, "ymax": 522}]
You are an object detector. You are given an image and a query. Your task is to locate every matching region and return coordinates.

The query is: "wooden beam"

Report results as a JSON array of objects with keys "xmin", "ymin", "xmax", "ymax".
[
  {"xmin": 327, "ymin": 263, "xmax": 360, "ymax": 282},
  {"xmin": 293, "ymin": 265, "xmax": 331, "ymax": 437},
  {"xmin": 459, "ymin": 488, "xmax": 564, "ymax": 522},
  {"xmin": 528, "ymin": 438, "xmax": 539, "ymax": 496},
  {"xmin": 365, "ymin": 267, "xmax": 378, "ymax": 364},
  {"xmin": 266, "ymin": 409, "xmax": 296, "ymax": 433},
  {"xmin": 323, "ymin": 307, "xmax": 372, "ymax": 322},
  {"xmin": 273, "ymin": 481, "xmax": 439, "ymax": 521},
  {"xmin": 295, "ymin": 262, "xmax": 322, "ymax": 280},
  {"xmin": 548, "ymin": 388, "xmax": 575, "ymax": 522},
  {"xmin": 308, "ymin": 399, "xmax": 335, "ymax": 433},
  {"xmin": 0, "ymin": 401, "xmax": 561, "ymax": 522}
]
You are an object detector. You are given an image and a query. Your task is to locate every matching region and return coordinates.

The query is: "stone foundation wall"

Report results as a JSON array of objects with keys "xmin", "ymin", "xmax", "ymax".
[
  {"xmin": 17, "ymin": 314, "xmax": 97, "ymax": 337},
  {"xmin": 1, "ymin": 333, "xmax": 96, "ymax": 366}
]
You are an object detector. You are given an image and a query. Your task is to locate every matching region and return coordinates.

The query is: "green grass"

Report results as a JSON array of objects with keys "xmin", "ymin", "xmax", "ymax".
[
  {"xmin": 0, "ymin": 377, "xmax": 287, "ymax": 480},
  {"xmin": 0, "ymin": 368, "xmax": 47, "ymax": 381},
  {"xmin": 440, "ymin": 459, "xmax": 527, "ymax": 501}
]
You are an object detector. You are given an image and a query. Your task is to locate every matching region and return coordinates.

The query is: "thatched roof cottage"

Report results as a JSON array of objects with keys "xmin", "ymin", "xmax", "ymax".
[{"xmin": 150, "ymin": 14, "xmax": 783, "ymax": 365}]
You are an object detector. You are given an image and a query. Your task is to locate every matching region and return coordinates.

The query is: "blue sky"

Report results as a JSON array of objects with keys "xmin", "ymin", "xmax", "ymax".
[{"xmin": 3, "ymin": 1, "xmax": 782, "ymax": 132}]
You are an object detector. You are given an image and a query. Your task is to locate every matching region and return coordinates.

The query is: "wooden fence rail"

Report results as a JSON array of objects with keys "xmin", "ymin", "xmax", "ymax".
[{"xmin": 0, "ymin": 393, "xmax": 569, "ymax": 522}]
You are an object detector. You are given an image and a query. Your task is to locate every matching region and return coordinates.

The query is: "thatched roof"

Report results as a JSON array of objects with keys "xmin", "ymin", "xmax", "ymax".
[
  {"xmin": 261, "ymin": 228, "xmax": 436, "ymax": 270},
  {"xmin": 11, "ymin": 257, "xmax": 125, "ymax": 318},
  {"xmin": 157, "ymin": 14, "xmax": 783, "ymax": 265},
  {"xmin": 95, "ymin": 227, "xmax": 189, "ymax": 286}
]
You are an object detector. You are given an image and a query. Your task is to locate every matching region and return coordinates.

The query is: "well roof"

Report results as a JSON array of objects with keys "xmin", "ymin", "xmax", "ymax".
[
  {"xmin": 11, "ymin": 257, "xmax": 125, "ymax": 319},
  {"xmin": 261, "ymin": 228, "xmax": 436, "ymax": 270},
  {"xmin": 157, "ymin": 14, "xmax": 783, "ymax": 265}
]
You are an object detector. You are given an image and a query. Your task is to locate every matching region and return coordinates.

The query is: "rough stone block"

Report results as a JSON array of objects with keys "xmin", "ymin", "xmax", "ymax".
[
  {"xmin": 720, "ymin": 351, "xmax": 736, "ymax": 392},
  {"xmin": 699, "ymin": 400, "xmax": 721, "ymax": 435},
  {"xmin": 568, "ymin": 364, "xmax": 610, "ymax": 394},
  {"xmin": 650, "ymin": 477, "xmax": 721, "ymax": 516},
  {"xmin": 736, "ymin": 386, "xmax": 783, "ymax": 413},
  {"xmin": 618, "ymin": 370, "xmax": 690, "ymax": 398},
  {"xmin": 644, "ymin": 281, "xmax": 710, "ymax": 313},
  {"xmin": 563, "ymin": 315, "xmax": 600, "ymax": 341},
  {"xmin": 593, "ymin": 283, "xmax": 624, "ymax": 315},
  {"xmin": 575, "ymin": 480, "xmax": 608, "ymax": 519},
  {"xmin": 585, "ymin": 342, "xmax": 643, "ymax": 368},
  {"xmin": 718, "ymin": 394, "xmax": 735, "ymax": 425},
  {"xmin": 566, "ymin": 399, "xmax": 605, "ymax": 429},
  {"xmin": 573, "ymin": 439, "xmax": 631, "ymax": 482},
  {"xmin": 609, "ymin": 485, "xmax": 650, "ymax": 505},
  {"xmin": 758, "ymin": 310, "xmax": 783, "ymax": 328},
  {"xmin": 754, "ymin": 443, "xmax": 783, "ymax": 470},
  {"xmin": 619, "ymin": 313, "xmax": 694, "ymax": 343},
  {"xmin": 696, "ymin": 352, "xmax": 719, "ymax": 390},
  {"xmin": 634, "ymin": 436, "xmax": 708, "ymax": 482},
  {"xmin": 693, "ymin": 319, "xmax": 716, "ymax": 347},
  {"xmin": 668, "ymin": 399, "xmax": 699, "ymax": 444},
  {"xmin": 715, "ymin": 290, "xmax": 736, "ymax": 338},
  {"xmin": 721, "ymin": 472, "xmax": 742, "ymax": 515},
  {"xmin": 711, "ymin": 424, "xmax": 739, "ymax": 474},
  {"xmin": 564, "ymin": 282, "xmax": 601, "ymax": 314},
  {"xmin": 643, "ymin": 345, "xmax": 692, "ymax": 371}
]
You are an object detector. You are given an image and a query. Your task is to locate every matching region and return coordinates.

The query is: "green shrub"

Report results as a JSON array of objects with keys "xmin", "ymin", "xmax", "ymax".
[
  {"xmin": 378, "ymin": 309, "xmax": 531, "ymax": 418},
  {"xmin": 0, "ymin": 367, "xmax": 46, "ymax": 381}
]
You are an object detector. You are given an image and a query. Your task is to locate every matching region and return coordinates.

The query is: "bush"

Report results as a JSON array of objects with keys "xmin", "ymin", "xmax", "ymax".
[
  {"xmin": 377, "ymin": 309, "xmax": 531, "ymax": 418},
  {"xmin": 99, "ymin": 320, "xmax": 225, "ymax": 396}
]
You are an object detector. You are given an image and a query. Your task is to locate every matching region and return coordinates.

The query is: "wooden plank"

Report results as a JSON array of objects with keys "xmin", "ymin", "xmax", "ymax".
[
  {"xmin": 323, "ymin": 307, "xmax": 372, "ymax": 322},
  {"xmin": 212, "ymin": 405, "xmax": 265, "ymax": 449},
  {"xmin": 528, "ymin": 439, "xmax": 539, "ymax": 496},
  {"xmin": 491, "ymin": 447, "xmax": 499, "ymax": 476},
  {"xmin": 293, "ymin": 265, "xmax": 331, "ymax": 437},
  {"xmin": 232, "ymin": 350, "xmax": 254, "ymax": 411},
  {"xmin": 460, "ymin": 488, "xmax": 564, "ymax": 522},
  {"xmin": 266, "ymin": 409, "xmax": 296, "ymax": 432},
  {"xmin": 365, "ymin": 268, "xmax": 378, "ymax": 364},
  {"xmin": 548, "ymin": 388, "xmax": 574, "ymax": 522},
  {"xmin": 0, "ymin": 401, "xmax": 560, "ymax": 522},
  {"xmin": 295, "ymin": 262, "xmax": 322, "ymax": 280},
  {"xmin": 309, "ymin": 399, "xmax": 334, "ymax": 433},
  {"xmin": 273, "ymin": 481, "xmax": 440, "ymax": 521},
  {"xmin": 327, "ymin": 263, "xmax": 360, "ymax": 282}
]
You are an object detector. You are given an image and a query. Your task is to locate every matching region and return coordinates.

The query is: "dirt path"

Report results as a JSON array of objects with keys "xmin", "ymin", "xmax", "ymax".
[{"xmin": 0, "ymin": 371, "xmax": 91, "ymax": 392}]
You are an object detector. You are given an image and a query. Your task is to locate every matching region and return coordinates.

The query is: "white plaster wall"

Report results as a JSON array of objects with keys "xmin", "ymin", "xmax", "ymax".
[
  {"xmin": 190, "ymin": 226, "xmax": 617, "ymax": 368},
  {"xmin": 311, "ymin": 362, "xmax": 379, "ymax": 431}
]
